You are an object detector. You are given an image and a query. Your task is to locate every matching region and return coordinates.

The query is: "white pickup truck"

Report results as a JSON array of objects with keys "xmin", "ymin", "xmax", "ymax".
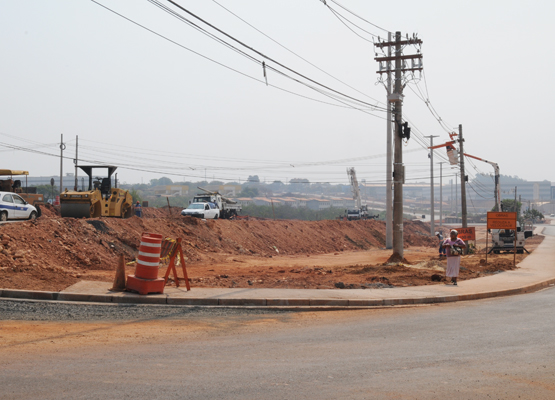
[
  {"xmin": 0, "ymin": 191, "xmax": 38, "ymax": 221},
  {"xmin": 181, "ymin": 202, "xmax": 220, "ymax": 219}
]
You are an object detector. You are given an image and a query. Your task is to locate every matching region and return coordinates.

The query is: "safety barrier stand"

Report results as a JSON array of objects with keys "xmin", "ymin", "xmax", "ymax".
[
  {"xmin": 162, "ymin": 237, "xmax": 190, "ymax": 291},
  {"xmin": 126, "ymin": 232, "xmax": 166, "ymax": 295}
]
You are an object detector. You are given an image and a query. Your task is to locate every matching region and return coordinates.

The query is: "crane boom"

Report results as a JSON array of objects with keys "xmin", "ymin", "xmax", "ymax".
[{"xmin": 464, "ymin": 153, "xmax": 501, "ymax": 211}]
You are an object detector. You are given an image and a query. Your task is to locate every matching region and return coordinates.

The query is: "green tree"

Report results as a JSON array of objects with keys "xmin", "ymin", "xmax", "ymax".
[
  {"xmin": 34, "ymin": 184, "xmax": 59, "ymax": 202},
  {"xmin": 150, "ymin": 177, "xmax": 173, "ymax": 186},
  {"xmin": 492, "ymin": 199, "xmax": 522, "ymax": 213},
  {"xmin": 239, "ymin": 187, "xmax": 259, "ymax": 198},
  {"xmin": 523, "ymin": 209, "xmax": 544, "ymax": 221},
  {"xmin": 129, "ymin": 188, "xmax": 142, "ymax": 203}
]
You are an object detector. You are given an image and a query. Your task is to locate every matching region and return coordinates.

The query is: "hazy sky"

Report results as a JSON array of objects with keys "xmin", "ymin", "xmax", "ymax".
[{"xmin": 1, "ymin": 0, "xmax": 553, "ymax": 198}]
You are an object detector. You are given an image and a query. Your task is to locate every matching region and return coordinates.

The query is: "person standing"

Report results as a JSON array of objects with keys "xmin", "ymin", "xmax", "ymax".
[
  {"xmin": 443, "ymin": 229, "xmax": 466, "ymax": 285},
  {"xmin": 134, "ymin": 201, "xmax": 142, "ymax": 218},
  {"xmin": 436, "ymin": 231, "xmax": 446, "ymax": 258}
]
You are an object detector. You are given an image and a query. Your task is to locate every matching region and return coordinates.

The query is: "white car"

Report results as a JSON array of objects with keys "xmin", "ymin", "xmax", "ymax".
[
  {"xmin": 181, "ymin": 202, "xmax": 220, "ymax": 219},
  {"xmin": 0, "ymin": 191, "xmax": 38, "ymax": 221}
]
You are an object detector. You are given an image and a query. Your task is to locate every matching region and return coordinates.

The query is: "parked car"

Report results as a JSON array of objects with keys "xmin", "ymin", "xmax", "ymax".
[
  {"xmin": 181, "ymin": 202, "xmax": 220, "ymax": 219},
  {"xmin": 0, "ymin": 191, "xmax": 38, "ymax": 221}
]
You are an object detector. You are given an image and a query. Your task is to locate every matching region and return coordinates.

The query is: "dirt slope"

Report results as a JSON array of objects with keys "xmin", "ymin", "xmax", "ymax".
[{"xmin": 0, "ymin": 212, "xmax": 435, "ymax": 290}]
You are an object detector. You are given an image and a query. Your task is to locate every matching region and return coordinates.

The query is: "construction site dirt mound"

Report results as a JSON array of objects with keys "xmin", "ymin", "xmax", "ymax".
[
  {"xmin": 0, "ymin": 214, "xmax": 542, "ymax": 291},
  {"xmin": 38, "ymin": 203, "xmax": 60, "ymax": 218}
]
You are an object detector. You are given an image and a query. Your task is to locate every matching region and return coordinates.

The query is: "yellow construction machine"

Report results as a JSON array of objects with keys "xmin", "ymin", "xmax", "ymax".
[{"xmin": 60, "ymin": 166, "xmax": 134, "ymax": 219}]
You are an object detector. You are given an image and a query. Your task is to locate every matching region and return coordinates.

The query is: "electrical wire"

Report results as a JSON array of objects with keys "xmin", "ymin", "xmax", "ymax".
[
  {"xmin": 327, "ymin": 0, "xmax": 391, "ymax": 33},
  {"xmin": 212, "ymin": 0, "xmax": 384, "ymax": 106},
  {"xmin": 325, "ymin": 5, "xmax": 375, "ymax": 43},
  {"xmin": 89, "ymin": 0, "xmax": 383, "ymax": 114},
  {"xmin": 160, "ymin": 0, "xmax": 388, "ymax": 112}
]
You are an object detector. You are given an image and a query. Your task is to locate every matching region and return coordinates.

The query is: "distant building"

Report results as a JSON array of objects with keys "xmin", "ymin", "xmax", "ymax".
[{"xmin": 165, "ymin": 185, "xmax": 189, "ymax": 196}]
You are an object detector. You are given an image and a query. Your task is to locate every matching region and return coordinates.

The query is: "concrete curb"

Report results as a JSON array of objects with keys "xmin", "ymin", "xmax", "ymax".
[{"xmin": 2, "ymin": 278, "xmax": 555, "ymax": 308}]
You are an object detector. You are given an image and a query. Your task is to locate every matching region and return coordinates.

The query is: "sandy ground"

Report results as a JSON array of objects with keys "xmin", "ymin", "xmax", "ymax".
[{"xmin": 0, "ymin": 207, "xmax": 545, "ymax": 291}]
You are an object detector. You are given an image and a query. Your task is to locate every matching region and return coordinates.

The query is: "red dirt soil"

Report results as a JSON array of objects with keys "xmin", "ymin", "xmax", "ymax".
[{"xmin": 0, "ymin": 207, "xmax": 543, "ymax": 291}]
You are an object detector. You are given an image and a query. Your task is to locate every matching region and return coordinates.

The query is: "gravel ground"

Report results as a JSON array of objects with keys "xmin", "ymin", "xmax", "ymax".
[{"xmin": 0, "ymin": 299, "xmax": 290, "ymax": 321}]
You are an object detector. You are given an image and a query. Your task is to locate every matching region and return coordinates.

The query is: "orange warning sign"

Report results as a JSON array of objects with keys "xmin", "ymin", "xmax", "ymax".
[
  {"xmin": 453, "ymin": 227, "xmax": 476, "ymax": 241},
  {"xmin": 487, "ymin": 212, "xmax": 517, "ymax": 230}
]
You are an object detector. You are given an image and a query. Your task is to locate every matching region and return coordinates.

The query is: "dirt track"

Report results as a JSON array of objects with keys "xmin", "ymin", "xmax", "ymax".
[{"xmin": 0, "ymin": 205, "xmax": 543, "ymax": 291}]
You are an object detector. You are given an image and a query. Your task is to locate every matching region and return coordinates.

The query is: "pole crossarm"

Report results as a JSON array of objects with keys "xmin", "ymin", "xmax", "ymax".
[
  {"xmin": 375, "ymin": 39, "xmax": 422, "ymax": 48},
  {"xmin": 375, "ymin": 54, "xmax": 422, "ymax": 62}
]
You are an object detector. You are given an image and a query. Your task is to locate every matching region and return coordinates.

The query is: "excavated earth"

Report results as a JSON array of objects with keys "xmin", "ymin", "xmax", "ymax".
[{"xmin": 0, "ymin": 205, "xmax": 543, "ymax": 291}]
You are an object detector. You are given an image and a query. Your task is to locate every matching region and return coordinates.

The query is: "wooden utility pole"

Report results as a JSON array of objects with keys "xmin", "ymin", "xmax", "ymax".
[
  {"xmin": 458, "ymin": 124, "xmax": 468, "ymax": 254},
  {"xmin": 425, "ymin": 135, "xmax": 439, "ymax": 235},
  {"xmin": 59, "ymin": 134, "xmax": 65, "ymax": 194},
  {"xmin": 375, "ymin": 32, "xmax": 423, "ymax": 259},
  {"xmin": 458, "ymin": 124, "xmax": 467, "ymax": 229},
  {"xmin": 74, "ymin": 135, "xmax": 79, "ymax": 191}
]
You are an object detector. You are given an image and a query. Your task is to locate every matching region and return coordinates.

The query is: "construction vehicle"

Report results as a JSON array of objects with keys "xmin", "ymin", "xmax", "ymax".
[
  {"xmin": 489, "ymin": 221, "xmax": 533, "ymax": 254},
  {"xmin": 461, "ymin": 154, "xmax": 533, "ymax": 253},
  {"xmin": 60, "ymin": 166, "xmax": 134, "ymax": 219},
  {"xmin": 190, "ymin": 187, "xmax": 241, "ymax": 219},
  {"xmin": 345, "ymin": 168, "xmax": 377, "ymax": 221},
  {"xmin": 0, "ymin": 169, "xmax": 45, "ymax": 216}
]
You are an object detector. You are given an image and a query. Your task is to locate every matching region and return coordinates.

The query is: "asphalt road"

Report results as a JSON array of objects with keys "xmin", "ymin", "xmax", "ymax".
[{"xmin": 1, "ymin": 285, "xmax": 555, "ymax": 400}]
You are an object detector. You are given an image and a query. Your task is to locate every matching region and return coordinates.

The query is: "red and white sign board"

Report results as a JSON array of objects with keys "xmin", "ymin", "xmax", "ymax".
[{"xmin": 453, "ymin": 227, "xmax": 476, "ymax": 241}]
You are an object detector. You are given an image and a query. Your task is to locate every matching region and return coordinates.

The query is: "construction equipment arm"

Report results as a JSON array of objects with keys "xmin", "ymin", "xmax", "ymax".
[{"xmin": 464, "ymin": 153, "xmax": 501, "ymax": 212}]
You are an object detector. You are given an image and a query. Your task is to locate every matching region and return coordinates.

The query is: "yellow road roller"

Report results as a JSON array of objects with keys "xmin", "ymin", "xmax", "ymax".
[{"xmin": 60, "ymin": 166, "xmax": 134, "ymax": 219}]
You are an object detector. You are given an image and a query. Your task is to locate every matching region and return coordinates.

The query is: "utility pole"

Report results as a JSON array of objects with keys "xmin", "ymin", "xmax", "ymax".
[
  {"xmin": 59, "ymin": 134, "xmax": 65, "ymax": 195},
  {"xmin": 74, "ymin": 135, "xmax": 79, "ymax": 191},
  {"xmin": 375, "ymin": 32, "xmax": 423, "ymax": 259},
  {"xmin": 458, "ymin": 124, "xmax": 468, "ymax": 229},
  {"xmin": 392, "ymin": 32, "xmax": 404, "ymax": 258},
  {"xmin": 450, "ymin": 179, "xmax": 453, "ymax": 214},
  {"xmin": 425, "ymin": 135, "xmax": 439, "ymax": 235},
  {"xmin": 455, "ymin": 173, "xmax": 458, "ymax": 217},
  {"xmin": 385, "ymin": 32, "xmax": 393, "ymax": 249},
  {"xmin": 438, "ymin": 162, "xmax": 445, "ymax": 229}
]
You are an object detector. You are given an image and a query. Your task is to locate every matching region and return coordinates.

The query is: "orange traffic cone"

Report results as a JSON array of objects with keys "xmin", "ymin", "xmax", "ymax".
[{"xmin": 110, "ymin": 254, "xmax": 126, "ymax": 291}]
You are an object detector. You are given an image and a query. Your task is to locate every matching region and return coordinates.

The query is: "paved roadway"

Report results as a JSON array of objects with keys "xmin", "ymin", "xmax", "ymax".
[
  {"xmin": 1, "ymin": 287, "xmax": 555, "ymax": 399},
  {"xmin": 1, "ymin": 230, "xmax": 554, "ymax": 399}
]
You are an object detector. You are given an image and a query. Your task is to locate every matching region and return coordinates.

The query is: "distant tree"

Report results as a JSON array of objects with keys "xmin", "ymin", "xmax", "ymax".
[
  {"xmin": 523, "ymin": 209, "xmax": 544, "ymax": 221},
  {"xmin": 257, "ymin": 186, "xmax": 273, "ymax": 196},
  {"xmin": 128, "ymin": 183, "xmax": 150, "ymax": 191},
  {"xmin": 34, "ymin": 184, "xmax": 59, "ymax": 201},
  {"xmin": 247, "ymin": 175, "xmax": 260, "ymax": 183},
  {"xmin": 129, "ymin": 188, "xmax": 142, "ymax": 203},
  {"xmin": 492, "ymin": 199, "xmax": 522, "ymax": 213},
  {"xmin": 289, "ymin": 178, "xmax": 310, "ymax": 184},
  {"xmin": 150, "ymin": 177, "xmax": 173, "ymax": 186},
  {"xmin": 239, "ymin": 187, "xmax": 259, "ymax": 197}
]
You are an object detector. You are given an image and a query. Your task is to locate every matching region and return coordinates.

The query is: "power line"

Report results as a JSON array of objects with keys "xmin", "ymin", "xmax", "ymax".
[
  {"xmin": 327, "ymin": 0, "xmax": 391, "ymax": 33},
  {"xmin": 160, "ymin": 0, "xmax": 388, "ymax": 112},
  {"xmin": 324, "ymin": 5, "xmax": 375, "ymax": 43},
  {"xmin": 89, "ymin": 0, "xmax": 382, "ymax": 114},
  {"xmin": 211, "ymin": 0, "xmax": 384, "ymax": 106}
]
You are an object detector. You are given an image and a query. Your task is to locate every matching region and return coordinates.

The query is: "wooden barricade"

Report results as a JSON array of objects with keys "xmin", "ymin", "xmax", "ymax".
[{"xmin": 161, "ymin": 237, "xmax": 190, "ymax": 291}]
